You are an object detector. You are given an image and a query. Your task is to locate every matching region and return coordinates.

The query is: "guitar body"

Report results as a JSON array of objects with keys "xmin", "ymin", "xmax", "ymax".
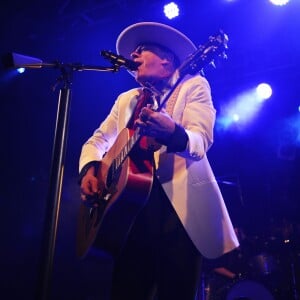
[{"xmin": 77, "ymin": 128, "xmax": 154, "ymax": 258}]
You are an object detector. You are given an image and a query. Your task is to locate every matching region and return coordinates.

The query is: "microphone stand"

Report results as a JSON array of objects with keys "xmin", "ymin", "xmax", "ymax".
[
  {"xmin": 5, "ymin": 56, "xmax": 119, "ymax": 300},
  {"xmin": 37, "ymin": 62, "xmax": 119, "ymax": 300}
]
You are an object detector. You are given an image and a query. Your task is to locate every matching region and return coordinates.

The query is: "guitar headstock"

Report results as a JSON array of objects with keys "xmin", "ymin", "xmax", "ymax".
[{"xmin": 178, "ymin": 30, "xmax": 229, "ymax": 76}]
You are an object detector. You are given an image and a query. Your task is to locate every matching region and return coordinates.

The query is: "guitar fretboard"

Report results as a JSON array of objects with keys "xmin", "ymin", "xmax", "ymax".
[{"xmin": 110, "ymin": 129, "xmax": 141, "ymax": 183}]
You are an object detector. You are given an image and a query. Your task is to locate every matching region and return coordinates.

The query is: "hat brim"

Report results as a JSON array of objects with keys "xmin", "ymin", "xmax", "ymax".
[{"xmin": 116, "ymin": 22, "xmax": 197, "ymax": 65}]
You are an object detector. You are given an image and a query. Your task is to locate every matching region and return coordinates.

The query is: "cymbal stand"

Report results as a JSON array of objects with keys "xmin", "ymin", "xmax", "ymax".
[{"xmin": 290, "ymin": 256, "xmax": 299, "ymax": 300}]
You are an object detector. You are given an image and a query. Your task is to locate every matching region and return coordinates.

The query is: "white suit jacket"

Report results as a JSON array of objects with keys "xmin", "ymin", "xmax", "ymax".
[{"xmin": 79, "ymin": 74, "xmax": 239, "ymax": 259}]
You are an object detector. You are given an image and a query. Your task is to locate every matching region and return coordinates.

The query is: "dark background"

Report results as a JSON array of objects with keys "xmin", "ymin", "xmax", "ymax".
[{"xmin": 0, "ymin": 0, "xmax": 299, "ymax": 299}]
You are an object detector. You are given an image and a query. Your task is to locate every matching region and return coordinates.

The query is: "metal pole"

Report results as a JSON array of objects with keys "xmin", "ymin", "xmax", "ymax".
[{"xmin": 36, "ymin": 72, "xmax": 72, "ymax": 300}]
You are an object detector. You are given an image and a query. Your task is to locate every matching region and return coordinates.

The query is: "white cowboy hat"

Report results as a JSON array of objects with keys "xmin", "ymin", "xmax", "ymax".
[{"xmin": 116, "ymin": 22, "xmax": 197, "ymax": 64}]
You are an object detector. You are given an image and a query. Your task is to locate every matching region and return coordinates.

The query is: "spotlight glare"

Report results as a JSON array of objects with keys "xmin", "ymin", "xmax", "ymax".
[
  {"xmin": 17, "ymin": 67, "xmax": 25, "ymax": 74},
  {"xmin": 256, "ymin": 83, "xmax": 272, "ymax": 100},
  {"xmin": 164, "ymin": 2, "xmax": 179, "ymax": 19},
  {"xmin": 233, "ymin": 114, "xmax": 240, "ymax": 122},
  {"xmin": 217, "ymin": 87, "xmax": 269, "ymax": 131},
  {"xmin": 269, "ymin": 0, "xmax": 290, "ymax": 6}
]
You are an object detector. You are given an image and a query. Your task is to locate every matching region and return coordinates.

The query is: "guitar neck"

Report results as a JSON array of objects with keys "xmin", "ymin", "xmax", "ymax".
[{"xmin": 113, "ymin": 128, "xmax": 141, "ymax": 172}]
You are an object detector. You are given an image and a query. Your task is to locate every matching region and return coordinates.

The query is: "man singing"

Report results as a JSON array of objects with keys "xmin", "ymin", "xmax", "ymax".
[{"xmin": 79, "ymin": 22, "xmax": 239, "ymax": 300}]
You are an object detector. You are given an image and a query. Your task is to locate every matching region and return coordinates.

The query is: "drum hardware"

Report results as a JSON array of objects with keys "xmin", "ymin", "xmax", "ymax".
[
  {"xmin": 225, "ymin": 279, "xmax": 274, "ymax": 300},
  {"xmin": 283, "ymin": 239, "xmax": 300, "ymax": 300},
  {"xmin": 290, "ymin": 259, "xmax": 300, "ymax": 300},
  {"xmin": 199, "ymin": 228, "xmax": 300, "ymax": 300},
  {"xmin": 248, "ymin": 252, "xmax": 279, "ymax": 277}
]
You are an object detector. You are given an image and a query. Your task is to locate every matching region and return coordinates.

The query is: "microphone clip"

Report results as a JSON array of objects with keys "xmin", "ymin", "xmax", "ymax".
[{"xmin": 100, "ymin": 50, "xmax": 141, "ymax": 71}]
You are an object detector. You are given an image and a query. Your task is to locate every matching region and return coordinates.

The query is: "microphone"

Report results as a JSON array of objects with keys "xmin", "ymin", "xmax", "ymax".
[{"xmin": 100, "ymin": 50, "xmax": 141, "ymax": 71}]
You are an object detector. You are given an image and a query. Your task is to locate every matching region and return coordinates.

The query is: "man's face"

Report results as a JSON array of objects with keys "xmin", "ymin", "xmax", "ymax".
[{"xmin": 130, "ymin": 44, "xmax": 176, "ymax": 85}]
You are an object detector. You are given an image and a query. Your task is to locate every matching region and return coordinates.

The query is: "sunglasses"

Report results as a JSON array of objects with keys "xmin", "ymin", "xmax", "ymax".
[{"xmin": 132, "ymin": 43, "xmax": 180, "ymax": 67}]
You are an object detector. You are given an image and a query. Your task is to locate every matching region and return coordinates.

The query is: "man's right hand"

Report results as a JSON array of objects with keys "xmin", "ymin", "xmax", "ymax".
[{"xmin": 80, "ymin": 166, "xmax": 99, "ymax": 206}]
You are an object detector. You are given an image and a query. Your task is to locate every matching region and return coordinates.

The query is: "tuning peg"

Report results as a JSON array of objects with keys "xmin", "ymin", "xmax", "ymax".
[{"xmin": 209, "ymin": 60, "xmax": 216, "ymax": 68}]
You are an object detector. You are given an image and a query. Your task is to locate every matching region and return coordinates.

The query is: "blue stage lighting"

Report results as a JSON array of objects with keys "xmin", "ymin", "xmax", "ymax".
[
  {"xmin": 256, "ymin": 83, "xmax": 272, "ymax": 100},
  {"xmin": 164, "ymin": 2, "xmax": 179, "ymax": 19},
  {"xmin": 269, "ymin": 0, "xmax": 290, "ymax": 6},
  {"xmin": 217, "ymin": 86, "xmax": 272, "ymax": 131}
]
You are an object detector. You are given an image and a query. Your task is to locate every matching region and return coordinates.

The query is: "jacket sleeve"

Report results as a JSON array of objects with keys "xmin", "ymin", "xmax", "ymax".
[
  {"xmin": 78, "ymin": 98, "xmax": 119, "ymax": 173},
  {"xmin": 175, "ymin": 75, "xmax": 216, "ymax": 160}
]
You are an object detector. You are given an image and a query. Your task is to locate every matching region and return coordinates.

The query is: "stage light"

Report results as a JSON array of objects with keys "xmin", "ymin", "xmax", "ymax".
[
  {"xmin": 164, "ymin": 2, "xmax": 179, "ymax": 19},
  {"xmin": 233, "ymin": 114, "xmax": 240, "ymax": 122},
  {"xmin": 17, "ymin": 67, "xmax": 25, "ymax": 74},
  {"xmin": 269, "ymin": 0, "xmax": 290, "ymax": 6},
  {"xmin": 216, "ymin": 85, "xmax": 271, "ymax": 131},
  {"xmin": 256, "ymin": 83, "xmax": 272, "ymax": 101}
]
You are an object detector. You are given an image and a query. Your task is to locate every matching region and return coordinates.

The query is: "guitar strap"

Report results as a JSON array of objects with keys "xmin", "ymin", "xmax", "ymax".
[
  {"xmin": 127, "ymin": 88, "xmax": 153, "ymax": 129},
  {"xmin": 127, "ymin": 82, "xmax": 183, "ymax": 129},
  {"xmin": 165, "ymin": 83, "xmax": 183, "ymax": 116}
]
